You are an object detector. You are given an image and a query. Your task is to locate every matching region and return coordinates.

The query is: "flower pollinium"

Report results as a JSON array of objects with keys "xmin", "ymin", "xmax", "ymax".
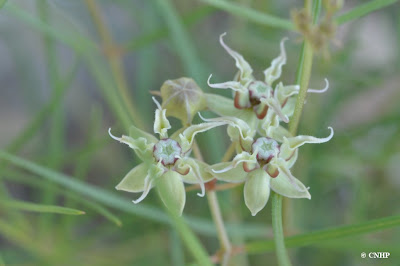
[
  {"xmin": 252, "ymin": 137, "xmax": 279, "ymax": 162},
  {"xmin": 242, "ymin": 137, "xmax": 281, "ymax": 178},
  {"xmin": 153, "ymin": 138, "xmax": 181, "ymax": 166},
  {"xmin": 247, "ymin": 81, "xmax": 272, "ymax": 106}
]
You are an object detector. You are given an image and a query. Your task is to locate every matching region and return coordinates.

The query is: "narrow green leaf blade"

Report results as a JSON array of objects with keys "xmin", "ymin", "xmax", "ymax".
[
  {"xmin": 335, "ymin": 0, "xmax": 398, "ymax": 25},
  {"xmin": 201, "ymin": 0, "xmax": 295, "ymax": 30},
  {"xmin": 0, "ymin": 200, "xmax": 85, "ymax": 215},
  {"xmin": 246, "ymin": 214, "xmax": 400, "ymax": 253}
]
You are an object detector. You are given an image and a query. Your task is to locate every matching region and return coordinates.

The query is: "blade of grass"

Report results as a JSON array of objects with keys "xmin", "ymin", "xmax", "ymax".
[
  {"xmin": 0, "ymin": 151, "xmax": 271, "ymax": 238},
  {"xmin": 3, "ymin": 171, "xmax": 122, "ymax": 227},
  {"xmin": 37, "ymin": 0, "xmax": 67, "ymax": 230},
  {"xmin": 246, "ymin": 214, "xmax": 400, "ymax": 254},
  {"xmin": 335, "ymin": 0, "xmax": 398, "ymax": 25},
  {"xmin": 0, "ymin": 200, "xmax": 85, "ymax": 215},
  {"xmin": 200, "ymin": 0, "xmax": 295, "ymax": 31}
]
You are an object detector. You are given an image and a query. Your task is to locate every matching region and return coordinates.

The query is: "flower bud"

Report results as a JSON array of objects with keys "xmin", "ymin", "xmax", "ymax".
[{"xmin": 160, "ymin": 77, "xmax": 206, "ymax": 125}]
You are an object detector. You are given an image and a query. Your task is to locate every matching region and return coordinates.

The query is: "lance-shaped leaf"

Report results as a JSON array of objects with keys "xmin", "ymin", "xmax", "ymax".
[
  {"xmin": 244, "ymin": 169, "xmax": 270, "ymax": 216},
  {"xmin": 156, "ymin": 171, "xmax": 186, "ymax": 216}
]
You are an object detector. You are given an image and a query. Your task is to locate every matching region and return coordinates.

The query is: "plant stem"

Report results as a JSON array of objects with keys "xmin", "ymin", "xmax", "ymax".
[
  {"xmin": 272, "ymin": 193, "xmax": 292, "ymax": 266},
  {"xmin": 288, "ymin": 41, "xmax": 314, "ymax": 135},
  {"xmin": 207, "ymin": 191, "xmax": 232, "ymax": 255},
  {"xmin": 193, "ymin": 141, "xmax": 232, "ymax": 264}
]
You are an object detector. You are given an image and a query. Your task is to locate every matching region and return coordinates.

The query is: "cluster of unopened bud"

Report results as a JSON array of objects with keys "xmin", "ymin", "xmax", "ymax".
[{"xmin": 292, "ymin": 0, "xmax": 343, "ymax": 57}]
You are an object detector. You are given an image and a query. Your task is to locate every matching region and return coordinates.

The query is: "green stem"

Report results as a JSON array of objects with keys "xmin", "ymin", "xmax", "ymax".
[
  {"xmin": 272, "ymin": 193, "xmax": 292, "ymax": 266},
  {"xmin": 193, "ymin": 141, "xmax": 231, "ymax": 264},
  {"xmin": 288, "ymin": 41, "xmax": 314, "ymax": 135},
  {"xmin": 207, "ymin": 191, "xmax": 232, "ymax": 253}
]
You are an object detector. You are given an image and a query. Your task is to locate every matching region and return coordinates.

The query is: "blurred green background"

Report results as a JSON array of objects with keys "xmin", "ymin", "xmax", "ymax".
[{"xmin": 0, "ymin": 0, "xmax": 399, "ymax": 265}]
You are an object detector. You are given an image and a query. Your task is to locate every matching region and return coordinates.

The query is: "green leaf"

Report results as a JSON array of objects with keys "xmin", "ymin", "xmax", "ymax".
[
  {"xmin": 335, "ymin": 0, "xmax": 398, "ymax": 25},
  {"xmin": 246, "ymin": 214, "xmax": 400, "ymax": 254},
  {"xmin": 0, "ymin": 199, "xmax": 85, "ymax": 215},
  {"xmin": 200, "ymin": 0, "xmax": 295, "ymax": 31}
]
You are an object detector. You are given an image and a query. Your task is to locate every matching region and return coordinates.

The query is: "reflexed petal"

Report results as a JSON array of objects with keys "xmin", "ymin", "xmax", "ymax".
[
  {"xmin": 244, "ymin": 169, "xmax": 270, "ymax": 216},
  {"xmin": 270, "ymin": 158, "xmax": 307, "ymax": 192},
  {"xmin": 179, "ymin": 121, "xmax": 226, "ymax": 153},
  {"xmin": 280, "ymin": 127, "xmax": 334, "ymax": 159},
  {"xmin": 156, "ymin": 171, "xmax": 186, "ymax": 216},
  {"xmin": 208, "ymin": 162, "xmax": 248, "ymax": 183},
  {"xmin": 264, "ymin": 38, "xmax": 288, "ymax": 85},
  {"xmin": 179, "ymin": 159, "xmax": 214, "ymax": 184},
  {"xmin": 153, "ymin": 97, "xmax": 171, "ymax": 139},
  {"xmin": 115, "ymin": 163, "xmax": 150, "ymax": 193},
  {"xmin": 219, "ymin": 32, "xmax": 253, "ymax": 81},
  {"xmin": 176, "ymin": 158, "xmax": 213, "ymax": 197},
  {"xmin": 270, "ymin": 171, "xmax": 311, "ymax": 199}
]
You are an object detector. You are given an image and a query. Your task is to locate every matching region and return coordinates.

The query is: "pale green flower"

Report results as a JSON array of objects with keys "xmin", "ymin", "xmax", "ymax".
[
  {"xmin": 206, "ymin": 32, "xmax": 328, "ymax": 138},
  {"xmin": 205, "ymin": 116, "xmax": 334, "ymax": 216},
  {"xmin": 109, "ymin": 97, "xmax": 225, "ymax": 215}
]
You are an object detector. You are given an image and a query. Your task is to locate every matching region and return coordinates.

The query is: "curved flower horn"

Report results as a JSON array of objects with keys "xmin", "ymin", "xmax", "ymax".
[
  {"xmin": 152, "ymin": 97, "xmax": 171, "ymax": 139},
  {"xmin": 198, "ymin": 113, "xmax": 255, "ymax": 147},
  {"xmin": 307, "ymin": 78, "xmax": 329, "ymax": 94},
  {"xmin": 109, "ymin": 128, "xmax": 139, "ymax": 150},
  {"xmin": 264, "ymin": 37, "xmax": 288, "ymax": 85},
  {"xmin": 212, "ymin": 151, "xmax": 257, "ymax": 174},
  {"xmin": 285, "ymin": 127, "xmax": 334, "ymax": 150},
  {"xmin": 292, "ymin": 78, "xmax": 330, "ymax": 94},
  {"xmin": 131, "ymin": 174, "xmax": 154, "ymax": 204},
  {"xmin": 178, "ymin": 119, "xmax": 227, "ymax": 153},
  {"xmin": 207, "ymin": 74, "xmax": 247, "ymax": 93},
  {"xmin": 219, "ymin": 32, "xmax": 253, "ymax": 81},
  {"xmin": 260, "ymin": 97, "xmax": 289, "ymax": 123}
]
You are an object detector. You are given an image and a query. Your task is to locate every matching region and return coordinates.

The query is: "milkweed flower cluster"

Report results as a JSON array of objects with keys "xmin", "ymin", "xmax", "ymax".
[{"xmin": 109, "ymin": 33, "xmax": 333, "ymax": 216}]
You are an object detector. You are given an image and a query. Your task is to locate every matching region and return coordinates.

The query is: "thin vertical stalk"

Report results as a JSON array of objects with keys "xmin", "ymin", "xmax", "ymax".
[
  {"xmin": 193, "ymin": 141, "xmax": 232, "ymax": 264},
  {"xmin": 272, "ymin": 193, "xmax": 291, "ymax": 266},
  {"xmin": 273, "ymin": 0, "xmax": 319, "ymax": 264},
  {"xmin": 84, "ymin": 0, "xmax": 144, "ymax": 129}
]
